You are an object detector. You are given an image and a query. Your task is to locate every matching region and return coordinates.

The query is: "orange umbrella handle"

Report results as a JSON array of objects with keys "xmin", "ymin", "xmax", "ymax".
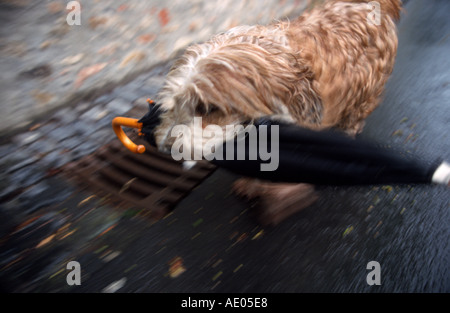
[{"xmin": 112, "ymin": 117, "xmax": 146, "ymax": 154}]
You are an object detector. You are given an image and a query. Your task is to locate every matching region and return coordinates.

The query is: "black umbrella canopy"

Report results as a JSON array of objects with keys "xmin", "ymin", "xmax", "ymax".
[
  {"xmin": 123, "ymin": 103, "xmax": 450, "ymax": 187},
  {"xmin": 211, "ymin": 118, "xmax": 449, "ymax": 186},
  {"xmin": 138, "ymin": 100, "xmax": 164, "ymax": 147}
]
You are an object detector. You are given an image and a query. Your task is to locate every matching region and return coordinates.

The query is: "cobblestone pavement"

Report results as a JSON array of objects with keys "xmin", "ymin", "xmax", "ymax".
[
  {"xmin": 0, "ymin": 0, "xmax": 314, "ymax": 293},
  {"xmin": 0, "ymin": 61, "xmax": 171, "ymax": 213},
  {"xmin": 1, "ymin": 0, "xmax": 449, "ymax": 293},
  {"xmin": 0, "ymin": 0, "xmax": 311, "ymax": 136}
]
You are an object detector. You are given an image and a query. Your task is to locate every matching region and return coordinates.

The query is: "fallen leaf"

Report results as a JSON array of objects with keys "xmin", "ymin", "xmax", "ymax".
[
  {"xmin": 49, "ymin": 22, "xmax": 70, "ymax": 37},
  {"xmin": 192, "ymin": 218, "xmax": 203, "ymax": 227},
  {"xmin": 36, "ymin": 234, "xmax": 56, "ymax": 248},
  {"xmin": 342, "ymin": 226, "xmax": 354, "ymax": 238},
  {"xmin": 189, "ymin": 21, "xmax": 199, "ymax": 32},
  {"xmin": 229, "ymin": 231, "xmax": 238, "ymax": 240},
  {"xmin": 162, "ymin": 24, "xmax": 180, "ymax": 34},
  {"xmin": 194, "ymin": 207, "xmax": 203, "ymax": 214},
  {"xmin": 163, "ymin": 212, "xmax": 174, "ymax": 219},
  {"xmin": 212, "ymin": 271, "xmax": 223, "ymax": 281},
  {"xmin": 404, "ymin": 133, "xmax": 414, "ymax": 143},
  {"xmin": 155, "ymin": 246, "xmax": 166, "ymax": 254},
  {"xmin": 211, "ymin": 280, "xmax": 221, "ymax": 290},
  {"xmin": 58, "ymin": 229, "xmax": 76, "ymax": 240},
  {"xmin": 158, "ymin": 8, "xmax": 170, "ymax": 27},
  {"xmin": 233, "ymin": 264, "xmax": 243, "ymax": 273},
  {"xmin": 391, "ymin": 129, "xmax": 403, "ymax": 137},
  {"xmin": 212, "ymin": 259, "xmax": 222, "ymax": 268},
  {"xmin": 236, "ymin": 233, "xmax": 248, "ymax": 243},
  {"xmin": 102, "ymin": 278, "xmax": 127, "ymax": 293},
  {"xmin": 119, "ymin": 50, "xmax": 146, "ymax": 68},
  {"xmin": 47, "ymin": 2, "xmax": 64, "ymax": 14},
  {"xmin": 119, "ymin": 177, "xmax": 137, "ymax": 194},
  {"xmin": 49, "ymin": 268, "xmax": 65, "ymax": 279},
  {"xmin": 28, "ymin": 123, "xmax": 42, "ymax": 131},
  {"xmin": 56, "ymin": 223, "xmax": 70, "ymax": 235},
  {"xmin": 89, "ymin": 16, "xmax": 108, "ymax": 29},
  {"xmin": 168, "ymin": 257, "xmax": 186, "ymax": 278},
  {"xmin": 40, "ymin": 40, "xmax": 53, "ymax": 50},
  {"xmin": 117, "ymin": 4, "xmax": 129, "ymax": 12},
  {"xmin": 13, "ymin": 215, "xmax": 42, "ymax": 234},
  {"xmin": 1, "ymin": 40, "xmax": 27, "ymax": 57},
  {"xmin": 77, "ymin": 195, "xmax": 96, "ymax": 207},
  {"xmin": 60, "ymin": 53, "xmax": 84, "ymax": 66},
  {"xmin": 102, "ymin": 250, "xmax": 121, "ymax": 263},
  {"xmin": 251, "ymin": 230, "xmax": 264, "ymax": 240},
  {"xmin": 74, "ymin": 63, "xmax": 107, "ymax": 88},
  {"xmin": 2, "ymin": 255, "xmax": 23, "ymax": 271},
  {"xmin": 137, "ymin": 33, "xmax": 156, "ymax": 45},
  {"xmin": 97, "ymin": 42, "xmax": 119, "ymax": 55},
  {"xmin": 31, "ymin": 90, "xmax": 55, "ymax": 105},
  {"xmin": 95, "ymin": 245, "xmax": 109, "ymax": 254},
  {"xmin": 124, "ymin": 264, "xmax": 137, "ymax": 273},
  {"xmin": 373, "ymin": 195, "xmax": 381, "ymax": 205},
  {"xmin": 96, "ymin": 223, "xmax": 117, "ymax": 239}
]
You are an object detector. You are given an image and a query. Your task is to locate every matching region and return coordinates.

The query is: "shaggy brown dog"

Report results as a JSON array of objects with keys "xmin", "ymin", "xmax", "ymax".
[{"xmin": 153, "ymin": 0, "xmax": 402, "ymax": 225}]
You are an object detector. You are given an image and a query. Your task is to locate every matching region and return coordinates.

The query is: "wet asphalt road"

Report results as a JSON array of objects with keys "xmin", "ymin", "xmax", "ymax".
[{"xmin": 1, "ymin": 0, "xmax": 449, "ymax": 293}]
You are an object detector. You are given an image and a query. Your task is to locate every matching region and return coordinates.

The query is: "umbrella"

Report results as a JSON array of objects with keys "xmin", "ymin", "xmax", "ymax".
[{"xmin": 112, "ymin": 100, "xmax": 450, "ymax": 187}]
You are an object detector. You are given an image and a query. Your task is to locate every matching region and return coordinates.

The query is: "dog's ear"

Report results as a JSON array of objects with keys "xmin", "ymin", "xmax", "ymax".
[
  {"xmin": 194, "ymin": 100, "xmax": 222, "ymax": 116},
  {"xmin": 288, "ymin": 69, "xmax": 323, "ymax": 127}
]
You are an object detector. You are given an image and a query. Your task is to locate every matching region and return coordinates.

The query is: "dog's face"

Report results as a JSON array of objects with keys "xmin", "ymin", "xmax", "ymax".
[
  {"xmin": 153, "ymin": 93, "xmax": 242, "ymax": 156},
  {"xmin": 153, "ymin": 25, "xmax": 322, "ymax": 156},
  {"xmin": 153, "ymin": 45, "xmax": 270, "ymax": 155},
  {"xmin": 152, "ymin": 60, "xmax": 246, "ymax": 157}
]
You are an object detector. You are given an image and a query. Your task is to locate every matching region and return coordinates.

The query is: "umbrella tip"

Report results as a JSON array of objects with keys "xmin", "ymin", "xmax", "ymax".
[{"xmin": 136, "ymin": 145, "xmax": 146, "ymax": 154}]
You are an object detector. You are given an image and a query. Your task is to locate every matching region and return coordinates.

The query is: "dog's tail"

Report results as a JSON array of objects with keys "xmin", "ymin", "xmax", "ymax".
[{"xmin": 335, "ymin": 0, "xmax": 403, "ymax": 21}]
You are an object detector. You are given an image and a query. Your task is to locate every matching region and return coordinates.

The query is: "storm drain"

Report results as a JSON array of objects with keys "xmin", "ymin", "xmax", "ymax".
[{"xmin": 64, "ymin": 136, "xmax": 216, "ymax": 220}]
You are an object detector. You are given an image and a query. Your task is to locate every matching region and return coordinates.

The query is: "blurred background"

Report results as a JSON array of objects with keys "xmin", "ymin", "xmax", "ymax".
[{"xmin": 0, "ymin": 0, "xmax": 449, "ymax": 293}]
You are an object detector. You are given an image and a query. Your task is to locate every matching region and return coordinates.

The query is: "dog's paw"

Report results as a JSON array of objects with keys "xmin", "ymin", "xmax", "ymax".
[
  {"xmin": 252, "ymin": 183, "xmax": 318, "ymax": 226},
  {"xmin": 258, "ymin": 191, "xmax": 318, "ymax": 226},
  {"xmin": 232, "ymin": 178, "xmax": 262, "ymax": 199}
]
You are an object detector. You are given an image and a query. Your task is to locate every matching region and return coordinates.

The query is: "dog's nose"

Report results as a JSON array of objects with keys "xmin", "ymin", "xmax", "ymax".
[{"xmin": 157, "ymin": 135, "xmax": 176, "ymax": 154}]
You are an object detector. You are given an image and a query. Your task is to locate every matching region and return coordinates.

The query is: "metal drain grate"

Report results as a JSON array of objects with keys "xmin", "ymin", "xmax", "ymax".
[{"xmin": 64, "ymin": 135, "xmax": 216, "ymax": 220}]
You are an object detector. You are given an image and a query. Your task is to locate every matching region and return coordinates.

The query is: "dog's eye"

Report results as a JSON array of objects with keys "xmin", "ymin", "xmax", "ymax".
[
  {"xmin": 209, "ymin": 105, "xmax": 220, "ymax": 113},
  {"xmin": 195, "ymin": 104, "xmax": 207, "ymax": 115},
  {"xmin": 195, "ymin": 104, "xmax": 220, "ymax": 115}
]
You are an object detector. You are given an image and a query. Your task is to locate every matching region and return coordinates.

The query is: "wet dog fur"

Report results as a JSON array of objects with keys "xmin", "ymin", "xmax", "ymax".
[{"xmin": 153, "ymin": 0, "xmax": 402, "ymax": 225}]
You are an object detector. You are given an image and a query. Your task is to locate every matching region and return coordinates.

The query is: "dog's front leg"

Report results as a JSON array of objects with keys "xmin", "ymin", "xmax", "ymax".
[{"xmin": 232, "ymin": 178, "xmax": 318, "ymax": 226}]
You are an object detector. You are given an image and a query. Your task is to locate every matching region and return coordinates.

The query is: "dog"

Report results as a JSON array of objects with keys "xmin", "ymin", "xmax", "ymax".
[{"xmin": 153, "ymin": 0, "xmax": 402, "ymax": 225}]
